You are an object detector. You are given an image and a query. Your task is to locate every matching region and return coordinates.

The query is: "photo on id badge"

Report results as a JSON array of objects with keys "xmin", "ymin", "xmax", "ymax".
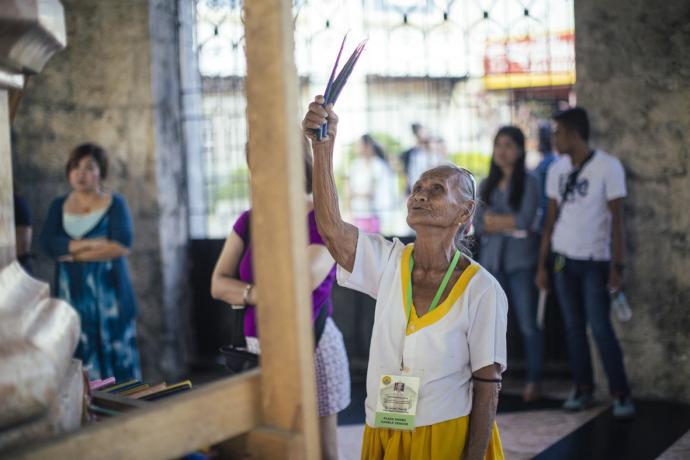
[{"xmin": 375, "ymin": 369, "xmax": 422, "ymax": 431}]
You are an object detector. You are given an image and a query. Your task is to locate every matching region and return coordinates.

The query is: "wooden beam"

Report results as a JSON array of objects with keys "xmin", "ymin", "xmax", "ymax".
[
  {"xmin": 10, "ymin": 370, "xmax": 261, "ymax": 460},
  {"xmin": 244, "ymin": 1, "xmax": 320, "ymax": 459},
  {"xmin": 247, "ymin": 427, "xmax": 304, "ymax": 460}
]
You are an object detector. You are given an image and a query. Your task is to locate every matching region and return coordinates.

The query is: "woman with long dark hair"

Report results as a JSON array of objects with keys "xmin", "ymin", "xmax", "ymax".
[{"xmin": 474, "ymin": 126, "xmax": 543, "ymax": 402}]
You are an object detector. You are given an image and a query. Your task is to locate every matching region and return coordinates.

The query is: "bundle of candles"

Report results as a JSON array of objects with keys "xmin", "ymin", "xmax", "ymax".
[
  {"xmin": 317, "ymin": 34, "xmax": 368, "ymax": 140},
  {"xmin": 88, "ymin": 377, "xmax": 193, "ymax": 417},
  {"xmin": 94, "ymin": 378, "xmax": 192, "ymax": 401}
]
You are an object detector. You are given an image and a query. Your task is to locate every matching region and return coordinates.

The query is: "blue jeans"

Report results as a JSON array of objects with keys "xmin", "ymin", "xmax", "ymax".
[
  {"xmin": 496, "ymin": 268, "xmax": 544, "ymax": 383},
  {"xmin": 553, "ymin": 256, "xmax": 630, "ymax": 396}
]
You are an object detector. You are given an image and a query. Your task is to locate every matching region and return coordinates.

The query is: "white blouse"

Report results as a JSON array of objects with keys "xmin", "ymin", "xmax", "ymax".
[
  {"xmin": 337, "ymin": 231, "xmax": 508, "ymax": 427},
  {"xmin": 63, "ymin": 208, "xmax": 108, "ymax": 239}
]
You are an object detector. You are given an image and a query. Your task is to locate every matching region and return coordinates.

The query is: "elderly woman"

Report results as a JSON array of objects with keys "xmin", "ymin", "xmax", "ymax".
[{"xmin": 303, "ymin": 97, "xmax": 506, "ymax": 459}]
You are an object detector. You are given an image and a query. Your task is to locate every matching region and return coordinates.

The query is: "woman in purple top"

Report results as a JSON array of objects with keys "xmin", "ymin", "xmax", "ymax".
[
  {"xmin": 223, "ymin": 208, "xmax": 337, "ymax": 337},
  {"xmin": 211, "ymin": 143, "xmax": 350, "ymax": 460}
]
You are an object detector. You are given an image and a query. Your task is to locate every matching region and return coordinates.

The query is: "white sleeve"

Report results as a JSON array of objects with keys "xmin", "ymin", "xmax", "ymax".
[
  {"xmin": 336, "ymin": 231, "xmax": 396, "ymax": 299},
  {"xmin": 545, "ymin": 164, "xmax": 560, "ymax": 201},
  {"xmin": 605, "ymin": 157, "xmax": 627, "ymax": 200},
  {"xmin": 467, "ymin": 280, "xmax": 508, "ymax": 373}
]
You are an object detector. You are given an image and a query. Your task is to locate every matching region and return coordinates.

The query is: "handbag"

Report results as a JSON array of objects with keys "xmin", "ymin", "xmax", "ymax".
[{"xmin": 220, "ymin": 299, "xmax": 330, "ymax": 374}]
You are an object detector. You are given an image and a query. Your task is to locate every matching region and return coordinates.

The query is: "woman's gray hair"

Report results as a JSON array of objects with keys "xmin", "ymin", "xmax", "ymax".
[{"xmin": 448, "ymin": 165, "xmax": 477, "ymax": 257}]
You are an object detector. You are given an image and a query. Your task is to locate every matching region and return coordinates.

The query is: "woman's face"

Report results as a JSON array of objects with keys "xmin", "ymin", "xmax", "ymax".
[
  {"xmin": 406, "ymin": 167, "xmax": 470, "ymax": 231},
  {"xmin": 492, "ymin": 134, "xmax": 521, "ymax": 170},
  {"xmin": 358, "ymin": 139, "xmax": 372, "ymax": 158},
  {"xmin": 68, "ymin": 156, "xmax": 101, "ymax": 193}
]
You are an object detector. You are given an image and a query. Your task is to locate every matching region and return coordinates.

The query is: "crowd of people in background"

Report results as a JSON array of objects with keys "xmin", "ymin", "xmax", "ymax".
[
  {"xmin": 483, "ymin": 109, "xmax": 633, "ymax": 419},
  {"xmin": 346, "ymin": 123, "xmax": 450, "ymax": 235}
]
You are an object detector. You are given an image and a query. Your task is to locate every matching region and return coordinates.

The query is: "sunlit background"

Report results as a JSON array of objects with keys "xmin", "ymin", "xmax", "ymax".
[{"xmin": 189, "ymin": 0, "xmax": 575, "ymax": 237}]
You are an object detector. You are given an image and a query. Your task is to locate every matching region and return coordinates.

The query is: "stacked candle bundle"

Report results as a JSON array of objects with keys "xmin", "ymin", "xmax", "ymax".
[
  {"xmin": 88, "ymin": 377, "xmax": 193, "ymax": 417},
  {"xmin": 98, "ymin": 379, "xmax": 191, "ymax": 400},
  {"xmin": 317, "ymin": 34, "xmax": 367, "ymax": 140}
]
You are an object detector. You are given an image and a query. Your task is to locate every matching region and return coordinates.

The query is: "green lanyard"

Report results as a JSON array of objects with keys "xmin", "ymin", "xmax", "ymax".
[{"xmin": 406, "ymin": 249, "xmax": 462, "ymax": 321}]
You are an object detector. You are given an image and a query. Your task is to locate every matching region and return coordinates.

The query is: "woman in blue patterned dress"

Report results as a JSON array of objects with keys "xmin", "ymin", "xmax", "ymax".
[{"xmin": 40, "ymin": 143, "xmax": 141, "ymax": 381}]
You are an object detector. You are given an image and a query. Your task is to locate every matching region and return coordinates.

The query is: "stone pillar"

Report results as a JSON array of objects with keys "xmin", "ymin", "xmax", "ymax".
[
  {"xmin": 0, "ymin": 1, "xmax": 85, "ymax": 451},
  {"xmin": 574, "ymin": 1, "xmax": 690, "ymax": 402},
  {"xmin": 12, "ymin": 0, "xmax": 191, "ymax": 380}
]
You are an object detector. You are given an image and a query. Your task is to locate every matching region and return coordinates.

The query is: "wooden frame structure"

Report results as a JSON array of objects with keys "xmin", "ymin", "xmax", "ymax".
[{"xmin": 2, "ymin": 0, "xmax": 321, "ymax": 458}]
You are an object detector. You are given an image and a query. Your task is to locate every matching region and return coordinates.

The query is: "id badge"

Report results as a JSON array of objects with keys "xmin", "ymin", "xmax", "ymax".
[{"xmin": 374, "ymin": 371, "xmax": 421, "ymax": 431}]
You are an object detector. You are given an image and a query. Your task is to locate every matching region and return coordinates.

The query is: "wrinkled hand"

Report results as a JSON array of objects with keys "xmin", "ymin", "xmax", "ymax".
[
  {"xmin": 302, "ymin": 95, "xmax": 338, "ymax": 144},
  {"xmin": 535, "ymin": 266, "xmax": 549, "ymax": 291}
]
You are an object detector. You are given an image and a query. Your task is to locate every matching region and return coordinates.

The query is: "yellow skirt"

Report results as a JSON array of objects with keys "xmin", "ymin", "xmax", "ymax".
[{"xmin": 361, "ymin": 416, "xmax": 504, "ymax": 460}]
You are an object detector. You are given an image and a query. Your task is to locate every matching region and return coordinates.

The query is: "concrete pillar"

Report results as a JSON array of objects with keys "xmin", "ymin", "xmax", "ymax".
[
  {"xmin": 574, "ymin": 0, "xmax": 690, "ymax": 402},
  {"xmin": 12, "ymin": 0, "xmax": 191, "ymax": 380}
]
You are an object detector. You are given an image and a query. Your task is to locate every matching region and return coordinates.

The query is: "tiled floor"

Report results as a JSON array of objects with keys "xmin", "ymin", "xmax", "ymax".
[
  {"xmin": 658, "ymin": 429, "xmax": 690, "ymax": 460},
  {"xmin": 337, "ymin": 381, "xmax": 690, "ymax": 460},
  {"xmin": 498, "ymin": 406, "xmax": 606, "ymax": 460},
  {"xmin": 337, "ymin": 406, "xmax": 606, "ymax": 460}
]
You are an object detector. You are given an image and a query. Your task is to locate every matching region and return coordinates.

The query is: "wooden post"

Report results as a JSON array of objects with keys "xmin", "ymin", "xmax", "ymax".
[
  {"xmin": 244, "ymin": 1, "xmax": 320, "ymax": 459},
  {"xmin": 0, "ymin": 90, "xmax": 14, "ymax": 266}
]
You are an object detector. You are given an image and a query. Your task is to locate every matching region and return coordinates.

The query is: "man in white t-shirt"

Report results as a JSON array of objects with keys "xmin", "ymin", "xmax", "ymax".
[{"xmin": 536, "ymin": 107, "xmax": 634, "ymax": 419}]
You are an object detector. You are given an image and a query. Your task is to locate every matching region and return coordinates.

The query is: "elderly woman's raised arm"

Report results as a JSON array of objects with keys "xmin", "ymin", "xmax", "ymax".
[{"xmin": 302, "ymin": 96, "xmax": 358, "ymax": 272}]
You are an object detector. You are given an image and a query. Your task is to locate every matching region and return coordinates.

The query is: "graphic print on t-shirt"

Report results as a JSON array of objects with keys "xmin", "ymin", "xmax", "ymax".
[{"xmin": 558, "ymin": 175, "xmax": 590, "ymax": 202}]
